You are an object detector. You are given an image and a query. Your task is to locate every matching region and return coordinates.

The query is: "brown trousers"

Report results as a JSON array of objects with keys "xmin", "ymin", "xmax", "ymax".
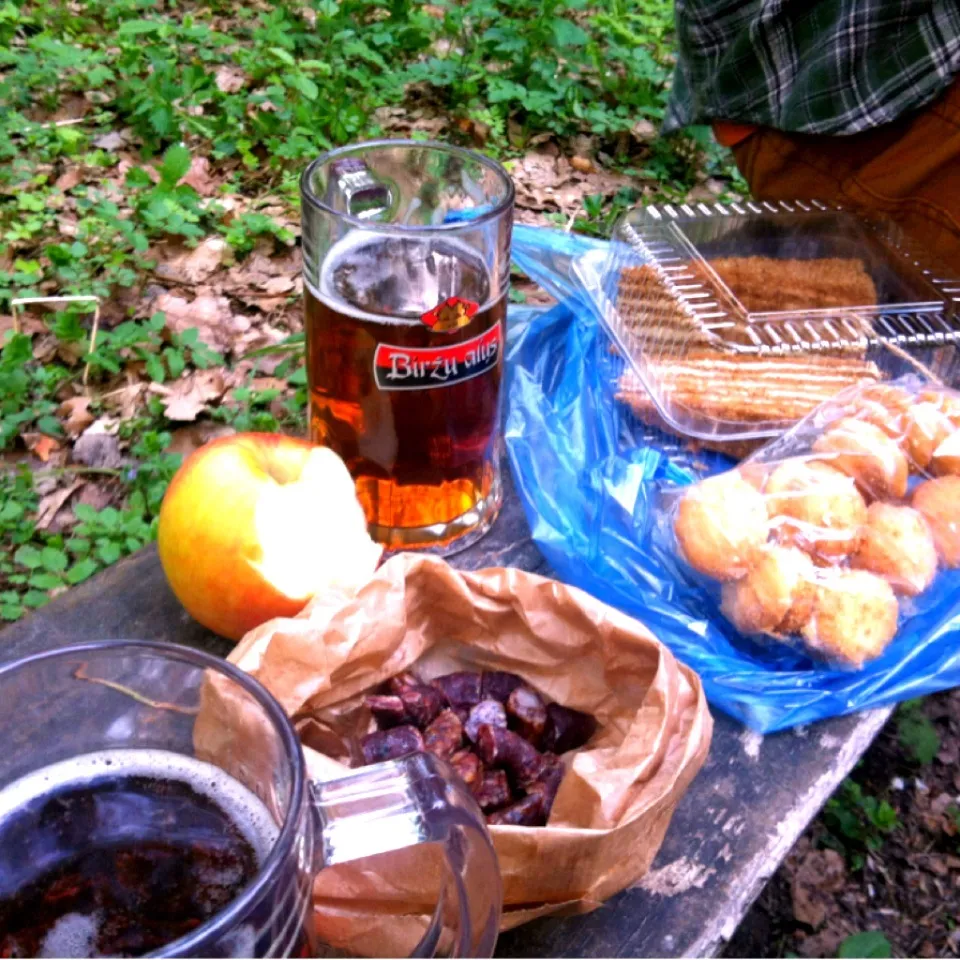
[{"xmin": 715, "ymin": 78, "xmax": 960, "ymax": 275}]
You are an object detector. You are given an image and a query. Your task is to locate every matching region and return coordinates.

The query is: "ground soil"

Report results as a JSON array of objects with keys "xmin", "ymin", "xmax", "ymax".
[{"xmin": 724, "ymin": 690, "xmax": 960, "ymax": 958}]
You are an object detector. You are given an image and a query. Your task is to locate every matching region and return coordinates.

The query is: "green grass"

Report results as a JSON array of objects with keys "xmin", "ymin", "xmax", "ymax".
[{"xmin": 0, "ymin": 0, "xmax": 723, "ymax": 623}]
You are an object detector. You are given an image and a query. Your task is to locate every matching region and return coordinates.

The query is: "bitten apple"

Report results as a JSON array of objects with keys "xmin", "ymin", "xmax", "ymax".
[{"xmin": 158, "ymin": 433, "xmax": 382, "ymax": 641}]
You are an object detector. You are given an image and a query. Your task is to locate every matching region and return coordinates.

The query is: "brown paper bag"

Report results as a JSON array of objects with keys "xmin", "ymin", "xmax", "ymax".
[{"xmin": 203, "ymin": 553, "xmax": 713, "ymax": 956}]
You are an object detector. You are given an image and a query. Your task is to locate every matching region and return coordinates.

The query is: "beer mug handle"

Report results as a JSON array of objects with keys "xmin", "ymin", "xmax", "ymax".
[{"xmin": 308, "ymin": 752, "xmax": 502, "ymax": 957}]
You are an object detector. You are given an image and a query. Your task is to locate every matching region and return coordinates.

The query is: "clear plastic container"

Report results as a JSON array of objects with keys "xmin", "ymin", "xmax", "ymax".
[{"xmin": 576, "ymin": 200, "xmax": 960, "ymax": 445}]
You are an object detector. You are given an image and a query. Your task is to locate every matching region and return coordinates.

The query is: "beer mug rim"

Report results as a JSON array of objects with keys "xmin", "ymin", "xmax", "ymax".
[
  {"xmin": 0, "ymin": 639, "xmax": 307, "ymax": 959},
  {"xmin": 300, "ymin": 138, "xmax": 515, "ymax": 233}
]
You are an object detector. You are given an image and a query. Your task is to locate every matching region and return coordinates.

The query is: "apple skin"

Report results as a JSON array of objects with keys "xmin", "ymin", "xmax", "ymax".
[{"xmin": 157, "ymin": 432, "xmax": 381, "ymax": 641}]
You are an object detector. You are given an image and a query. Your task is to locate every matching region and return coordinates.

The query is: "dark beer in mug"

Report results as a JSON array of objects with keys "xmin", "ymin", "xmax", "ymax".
[{"xmin": 0, "ymin": 750, "xmax": 310, "ymax": 958}]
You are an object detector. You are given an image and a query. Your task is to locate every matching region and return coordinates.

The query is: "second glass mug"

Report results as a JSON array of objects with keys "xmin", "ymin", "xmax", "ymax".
[
  {"xmin": 0, "ymin": 641, "xmax": 501, "ymax": 958},
  {"xmin": 300, "ymin": 140, "xmax": 514, "ymax": 554}
]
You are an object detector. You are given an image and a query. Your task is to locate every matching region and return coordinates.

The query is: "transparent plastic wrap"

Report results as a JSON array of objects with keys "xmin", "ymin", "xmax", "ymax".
[
  {"xmin": 575, "ymin": 202, "xmax": 960, "ymax": 451},
  {"xmin": 667, "ymin": 378, "xmax": 960, "ymax": 670},
  {"xmin": 505, "ymin": 226, "xmax": 960, "ymax": 733}
]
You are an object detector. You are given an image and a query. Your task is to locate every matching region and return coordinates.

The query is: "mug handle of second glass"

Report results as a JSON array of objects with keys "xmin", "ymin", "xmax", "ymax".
[{"xmin": 309, "ymin": 752, "xmax": 502, "ymax": 958}]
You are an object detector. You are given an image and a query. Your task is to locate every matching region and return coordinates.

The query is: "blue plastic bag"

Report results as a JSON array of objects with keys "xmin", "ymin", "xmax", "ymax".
[{"xmin": 505, "ymin": 226, "xmax": 960, "ymax": 732}]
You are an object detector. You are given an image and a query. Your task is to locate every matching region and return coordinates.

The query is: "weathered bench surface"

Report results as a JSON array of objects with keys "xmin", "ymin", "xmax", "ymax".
[{"xmin": 0, "ymin": 465, "xmax": 889, "ymax": 958}]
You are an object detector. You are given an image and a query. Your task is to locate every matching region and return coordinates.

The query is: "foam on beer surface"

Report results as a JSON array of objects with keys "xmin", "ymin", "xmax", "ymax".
[
  {"xmin": 0, "ymin": 748, "xmax": 279, "ymax": 862},
  {"xmin": 314, "ymin": 230, "xmax": 495, "ymax": 324},
  {"xmin": 40, "ymin": 911, "xmax": 99, "ymax": 958}
]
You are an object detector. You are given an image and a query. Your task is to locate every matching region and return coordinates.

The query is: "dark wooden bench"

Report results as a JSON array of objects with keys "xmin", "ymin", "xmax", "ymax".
[{"xmin": 0, "ymin": 464, "xmax": 889, "ymax": 957}]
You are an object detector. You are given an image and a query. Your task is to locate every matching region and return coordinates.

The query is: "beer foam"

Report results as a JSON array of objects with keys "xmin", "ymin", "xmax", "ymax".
[
  {"xmin": 310, "ymin": 230, "xmax": 499, "ymax": 326},
  {"xmin": 40, "ymin": 911, "xmax": 100, "ymax": 958},
  {"xmin": 0, "ymin": 749, "xmax": 279, "ymax": 863}
]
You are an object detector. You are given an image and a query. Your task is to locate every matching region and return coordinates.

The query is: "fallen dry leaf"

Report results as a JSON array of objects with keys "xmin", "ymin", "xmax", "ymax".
[
  {"xmin": 152, "ymin": 292, "xmax": 251, "ymax": 353},
  {"xmin": 23, "ymin": 434, "xmax": 62, "ymax": 463},
  {"xmin": 55, "ymin": 167, "xmax": 85, "ymax": 192},
  {"xmin": 75, "ymin": 480, "xmax": 116, "ymax": 512},
  {"xmin": 154, "ymin": 237, "xmax": 228, "ymax": 285},
  {"xmin": 35, "ymin": 479, "xmax": 84, "ymax": 531},
  {"xmin": 58, "ymin": 396, "xmax": 95, "ymax": 438},
  {"xmin": 182, "ymin": 156, "xmax": 218, "ymax": 197},
  {"xmin": 511, "ymin": 150, "xmax": 633, "ymax": 217},
  {"xmin": 791, "ymin": 849, "xmax": 846, "ymax": 929},
  {"xmin": 214, "ymin": 64, "xmax": 247, "ymax": 94},
  {"xmin": 93, "ymin": 130, "xmax": 126, "ymax": 151},
  {"xmin": 154, "ymin": 369, "xmax": 228, "ymax": 422},
  {"xmin": 2, "ymin": 313, "xmax": 48, "ymax": 337},
  {"xmin": 263, "ymin": 275, "xmax": 295, "ymax": 295},
  {"xmin": 101, "ymin": 382, "xmax": 144, "ymax": 421},
  {"xmin": 250, "ymin": 376, "xmax": 288, "ymax": 393},
  {"xmin": 631, "ymin": 119, "xmax": 658, "ymax": 142},
  {"xmin": 570, "ymin": 155, "xmax": 594, "ymax": 173},
  {"xmin": 72, "ymin": 422, "xmax": 123, "ymax": 469},
  {"xmin": 167, "ymin": 422, "xmax": 236, "ymax": 458}
]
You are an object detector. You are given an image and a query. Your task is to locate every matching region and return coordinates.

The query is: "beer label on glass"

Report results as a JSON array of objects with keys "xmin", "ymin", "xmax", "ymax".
[{"xmin": 373, "ymin": 323, "xmax": 502, "ymax": 391}]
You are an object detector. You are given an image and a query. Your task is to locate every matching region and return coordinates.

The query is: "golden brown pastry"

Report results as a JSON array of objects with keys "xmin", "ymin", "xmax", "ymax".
[
  {"xmin": 846, "ymin": 384, "xmax": 912, "ymax": 441},
  {"xmin": 932, "ymin": 429, "xmax": 960, "ymax": 477},
  {"xmin": 851, "ymin": 502, "xmax": 939, "ymax": 596},
  {"xmin": 912, "ymin": 476, "xmax": 960, "ymax": 567},
  {"xmin": 903, "ymin": 401, "xmax": 955, "ymax": 470},
  {"xmin": 918, "ymin": 388, "xmax": 960, "ymax": 426},
  {"xmin": 674, "ymin": 472, "xmax": 769, "ymax": 581},
  {"xmin": 812, "ymin": 417, "xmax": 910, "ymax": 500},
  {"xmin": 765, "ymin": 459, "xmax": 868, "ymax": 561},
  {"xmin": 801, "ymin": 569, "xmax": 899, "ymax": 667},
  {"xmin": 721, "ymin": 545, "xmax": 815, "ymax": 636}
]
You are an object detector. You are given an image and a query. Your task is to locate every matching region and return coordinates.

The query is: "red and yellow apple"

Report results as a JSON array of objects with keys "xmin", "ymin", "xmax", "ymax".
[{"xmin": 158, "ymin": 433, "xmax": 382, "ymax": 641}]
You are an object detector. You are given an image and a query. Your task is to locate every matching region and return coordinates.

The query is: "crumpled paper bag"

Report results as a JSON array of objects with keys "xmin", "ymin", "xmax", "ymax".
[{"xmin": 199, "ymin": 552, "xmax": 712, "ymax": 956}]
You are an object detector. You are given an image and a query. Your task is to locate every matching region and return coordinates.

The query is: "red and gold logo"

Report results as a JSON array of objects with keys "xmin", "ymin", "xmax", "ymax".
[{"xmin": 421, "ymin": 296, "xmax": 479, "ymax": 332}]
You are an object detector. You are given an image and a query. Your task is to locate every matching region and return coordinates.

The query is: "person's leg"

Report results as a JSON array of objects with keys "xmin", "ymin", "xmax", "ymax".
[{"xmin": 725, "ymin": 79, "xmax": 960, "ymax": 274}]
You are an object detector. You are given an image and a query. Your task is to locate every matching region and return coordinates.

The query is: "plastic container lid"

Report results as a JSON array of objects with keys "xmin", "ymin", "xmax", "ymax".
[{"xmin": 576, "ymin": 200, "xmax": 960, "ymax": 442}]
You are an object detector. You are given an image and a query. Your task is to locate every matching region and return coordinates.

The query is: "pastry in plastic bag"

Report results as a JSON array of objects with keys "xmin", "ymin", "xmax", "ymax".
[
  {"xmin": 903, "ymin": 401, "xmax": 956, "ymax": 470},
  {"xmin": 812, "ymin": 417, "xmax": 909, "ymax": 500},
  {"xmin": 765, "ymin": 459, "xmax": 867, "ymax": 561},
  {"xmin": 674, "ymin": 471, "xmax": 768, "ymax": 580},
  {"xmin": 670, "ymin": 378, "xmax": 960, "ymax": 669},
  {"xmin": 913, "ymin": 476, "xmax": 960, "ymax": 568},
  {"xmin": 721, "ymin": 545, "xmax": 815, "ymax": 636},
  {"xmin": 852, "ymin": 503, "xmax": 938, "ymax": 596},
  {"xmin": 801, "ymin": 569, "xmax": 899, "ymax": 668},
  {"xmin": 931, "ymin": 429, "xmax": 960, "ymax": 477}
]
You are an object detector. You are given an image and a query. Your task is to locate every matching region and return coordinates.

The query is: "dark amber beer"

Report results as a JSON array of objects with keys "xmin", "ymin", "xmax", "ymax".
[{"xmin": 301, "ymin": 143, "xmax": 514, "ymax": 551}]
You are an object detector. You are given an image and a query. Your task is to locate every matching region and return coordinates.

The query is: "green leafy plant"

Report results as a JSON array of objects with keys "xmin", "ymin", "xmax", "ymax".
[
  {"xmin": 896, "ymin": 698, "xmax": 940, "ymax": 765},
  {"xmin": 822, "ymin": 779, "xmax": 900, "ymax": 870},
  {"xmin": 837, "ymin": 931, "xmax": 892, "ymax": 959}
]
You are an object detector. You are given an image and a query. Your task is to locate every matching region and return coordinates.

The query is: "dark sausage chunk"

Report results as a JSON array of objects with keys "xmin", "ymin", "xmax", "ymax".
[
  {"xmin": 398, "ymin": 683, "xmax": 445, "ymax": 728},
  {"xmin": 449, "ymin": 749, "xmax": 483, "ymax": 792},
  {"xmin": 423, "ymin": 709, "xmax": 464, "ymax": 761},
  {"xmin": 473, "ymin": 770, "xmax": 512, "ymax": 813},
  {"xmin": 464, "ymin": 699, "xmax": 507, "ymax": 743},
  {"xmin": 480, "ymin": 670, "xmax": 524, "ymax": 703},
  {"xmin": 365, "ymin": 694, "xmax": 407, "ymax": 729},
  {"xmin": 506, "ymin": 685, "xmax": 547, "ymax": 745},
  {"xmin": 475, "ymin": 725, "xmax": 543, "ymax": 788},
  {"xmin": 361, "ymin": 725, "xmax": 424, "ymax": 765},
  {"xmin": 525, "ymin": 753, "xmax": 565, "ymax": 819},
  {"xmin": 487, "ymin": 794, "xmax": 545, "ymax": 827},
  {"xmin": 541, "ymin": 703, "xmax": 598, "ymax": 754},
  {"xmin": 430, "ymin": 672, "xmax": 482, "ymax": 709}
]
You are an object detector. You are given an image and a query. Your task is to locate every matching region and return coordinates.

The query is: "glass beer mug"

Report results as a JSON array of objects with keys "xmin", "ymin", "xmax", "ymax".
[
  {"xmin": 300, "ymin": 140, "xmax": 514, "ymax": 553},
  {"xmin": 0, "ymin": 641, "xmax": 501, "ymax": 958}
]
